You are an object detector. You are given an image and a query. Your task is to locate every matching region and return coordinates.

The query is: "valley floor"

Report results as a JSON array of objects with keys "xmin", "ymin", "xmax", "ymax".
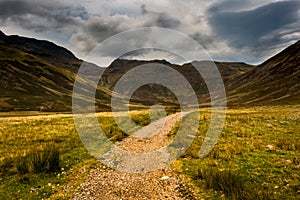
[{"xmin": 0, "ymin": 105, "xmax": 299, "ymax": 199}]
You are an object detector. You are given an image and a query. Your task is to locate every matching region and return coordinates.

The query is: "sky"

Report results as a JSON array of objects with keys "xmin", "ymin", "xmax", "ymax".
[{"xmin": 0, "ymin": 0, "xmax": 299, "ymax": 65}]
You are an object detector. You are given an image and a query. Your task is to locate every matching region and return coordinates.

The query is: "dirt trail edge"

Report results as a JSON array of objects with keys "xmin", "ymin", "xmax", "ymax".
[{"xmin": 73, "ymin": 112, "xmax": 197, "ymax": 200}]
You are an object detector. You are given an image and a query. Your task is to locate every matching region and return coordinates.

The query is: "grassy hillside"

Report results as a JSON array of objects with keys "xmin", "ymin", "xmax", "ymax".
[
  {"xmin": 227, "ymin": 40, "xmax": 300, "ymax": 105},
  {"xmin": 0, "ymin": 30, "xmax": 299, "ymax": 111},
  {"xmin": 0, "ymin": 30, "xmax": 82, "ymax": 73},
  {"xmin": 0, "ymin": 43, "xmax": 111, "ymax": 111},
  {"xmin": 0, "ymin": 44, "xmax": 73, "ymax": 111},
  {"xmin": 101, "ymin": 59, "xmax": 255, "ymax": 105}
]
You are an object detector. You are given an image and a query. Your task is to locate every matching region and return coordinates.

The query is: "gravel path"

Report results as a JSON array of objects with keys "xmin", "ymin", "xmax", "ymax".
[{"xmin": 73, "ymin": 112, "xmax": 196, "ymax": 200}]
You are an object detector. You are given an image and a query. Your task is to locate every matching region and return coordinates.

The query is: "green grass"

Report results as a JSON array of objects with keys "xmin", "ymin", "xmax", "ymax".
[
  {"xmin": 194, "ymin": 166, "xmax": 248, "ymax": 199},
  {"xmin": 0, "ymin": 105, "xmax": 299, "ymax": 199},
  {"xmin": 0, "ymin": 110, "xmax": 154, "ymax": 199},
  {"xmin": 173, "ymin": 105, "xmax": 300, "ymax": 199},
  {"xmin": 0, "ymin": 114, "xmax": 92, "ymax": 199}
]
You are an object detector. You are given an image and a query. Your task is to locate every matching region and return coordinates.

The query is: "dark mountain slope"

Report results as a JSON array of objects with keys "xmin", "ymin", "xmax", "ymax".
[
  {"xmin": 0, "ymin": 31, "xmax": 79, "ymax": 72},
  {"xmin": 0, "ymin": 30, "xmax": 100, "ymax": 77},
  {"xmin": 0, "ymin": 30, "xmax": 298, "ymax": 111},
  {"xmin": 227, "ymin": 40, "xmax": 300, "ymax": 105},
  {"xmin": 100, "ymin": 59, "xmax": 255, "ymax": 104},
  {"xmin": 0, "ymin": 40, "xmax": 110, "ymax": 111},
  {"xmin": 102, "ymin": 59, "xmax": 253, "ymax": 87},
  {"xmin": 0, "ymin": 43, "xmax": 74, "ymax": 111}
]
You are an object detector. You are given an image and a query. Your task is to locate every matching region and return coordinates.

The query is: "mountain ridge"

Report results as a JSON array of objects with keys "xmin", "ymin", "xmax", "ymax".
[
  {"xmin": 101, "ymin": 58, "xmax": 255, "ymax": 105},
  {"xmin": 0, "ymin": 31, "xmax": 299, "ymax": 111},
  {"xmin": 0, "ymin": 32, "xmax": 110, "ymax": 111},
  {"xmin": 227, "ymin": 40, "xmax": 300, "ymax": 105}
]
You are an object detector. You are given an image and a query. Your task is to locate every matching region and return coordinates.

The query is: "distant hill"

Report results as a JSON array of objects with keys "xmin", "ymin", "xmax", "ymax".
[
  {"xmin": 101, "ymin": 59, "xmax": 254, "ymax": 105},
  {"xmin": 227, "ymin": 40, "xmax": 300, "ymax": 105},
  {"xmin": 0, "ymin": 30, "xmax": 299, "ymax": 111}
]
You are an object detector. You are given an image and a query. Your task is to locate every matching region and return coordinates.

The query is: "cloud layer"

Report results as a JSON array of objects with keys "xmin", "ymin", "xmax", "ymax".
[{"xmin": 0, "ymin": 0, "xmax": 299, "ymax": 65}]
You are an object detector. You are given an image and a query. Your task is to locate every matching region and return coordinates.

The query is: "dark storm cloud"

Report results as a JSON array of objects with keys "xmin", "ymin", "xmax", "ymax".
[
  {"xmin": 191, "ymin": 32, "xmax": 214, "ymax": 49},
  {"xmin": 82, "ymin": 6, "xmax": 181, "ymax": 49},
  {"xmin": 2, "ymin": 0, "xmax": 298, "ymax": 64},
  {"xmin": 208, "ymin": 1, "xmax": 300, "ymax": 50},
  {"xmin": 87, "ymin": 21, "xmax": 116, "ymax": 37},
  {"xmin": 208, "ymin": 0, "xmax": 267, "ymax": 12},
  {"xmin": 0, "ymin": 0, "xmax": 62, "ymax": 16},
  {"xmin": 155, "ymin": 13, "xmax": 181, "ymax": 29},
  {"xmin": 141, "ymin": 4, "xmax": 147, "ymax": 15},
  {"xmin": 140, "ymin": 4, "xmax": 180, "ymax": 28},
  {"xmin": 0, "ymin": 0, "xmax": 85, "ymax": 31},
  {"xmin": 85, "ymin": 16, "xmax": 125, "ymax": 44}
]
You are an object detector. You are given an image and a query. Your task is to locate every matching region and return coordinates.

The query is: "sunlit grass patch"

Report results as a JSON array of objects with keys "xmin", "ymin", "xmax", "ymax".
[
  {"xmin": 0, "ymin": 115, "xmax": 90, "ymax": 199},
  {"xmin": 174, "ymin": 105, "xmax": 300, "ymax": 199},
  {"xmin": 0, "ymin": 105, "xmax": 299, "ymax": 199},
  {"xmin": 0, "ymin": 110, "xmax": 154, "ymax": 199}
]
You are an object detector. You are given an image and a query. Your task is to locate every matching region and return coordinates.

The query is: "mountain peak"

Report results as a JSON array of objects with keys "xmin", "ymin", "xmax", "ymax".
[
  {"xmin": 0, "ymin": 30, "xmax": 6, "ymax": 39},
  {"xmin": 0, "ymin": 31, "xmax": 83, "ymax": 72}
]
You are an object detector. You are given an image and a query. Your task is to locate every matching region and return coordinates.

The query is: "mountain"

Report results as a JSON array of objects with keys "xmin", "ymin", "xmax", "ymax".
[
  {"xmin": 0, "ymin": 30, "xmax": 299, "ymax": 111},
  {"xmin": 100, "ymin": 59, "xmax": 254, "ymax": 105},
  {"xmin": 0, "ymin": 31, "xmax": 110, "ymax": 111},
  {"xmin": 227, "ymin": 40, "xmax": 300, "ymax": 105},
  {"xmin": 0, "ymin": 30, "xmax": 79, "ymax": 72}
]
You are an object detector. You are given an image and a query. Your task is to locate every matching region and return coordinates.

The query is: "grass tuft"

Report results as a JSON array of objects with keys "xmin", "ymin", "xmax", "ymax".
[
  {"xmin": 196, "ymin": 167, "xmax": 246, "ymax": 199},
  {"xmin": 31, "ymin": 143, "xmax": 60, "ymax": 173},
  {"xmin": 0, "ymin": 157, "xmax": 14, "ymax": 173},
  {"xmin": 193, "ymin": 166, "xmax": 275, "ymax": 200},
  {"xmin": 16, "ymin": 156, "xmax": 29, "ymax": 175},
  {"xmin": 276, "ymin": 138, "xmax": 300, "ymax": 151}
]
